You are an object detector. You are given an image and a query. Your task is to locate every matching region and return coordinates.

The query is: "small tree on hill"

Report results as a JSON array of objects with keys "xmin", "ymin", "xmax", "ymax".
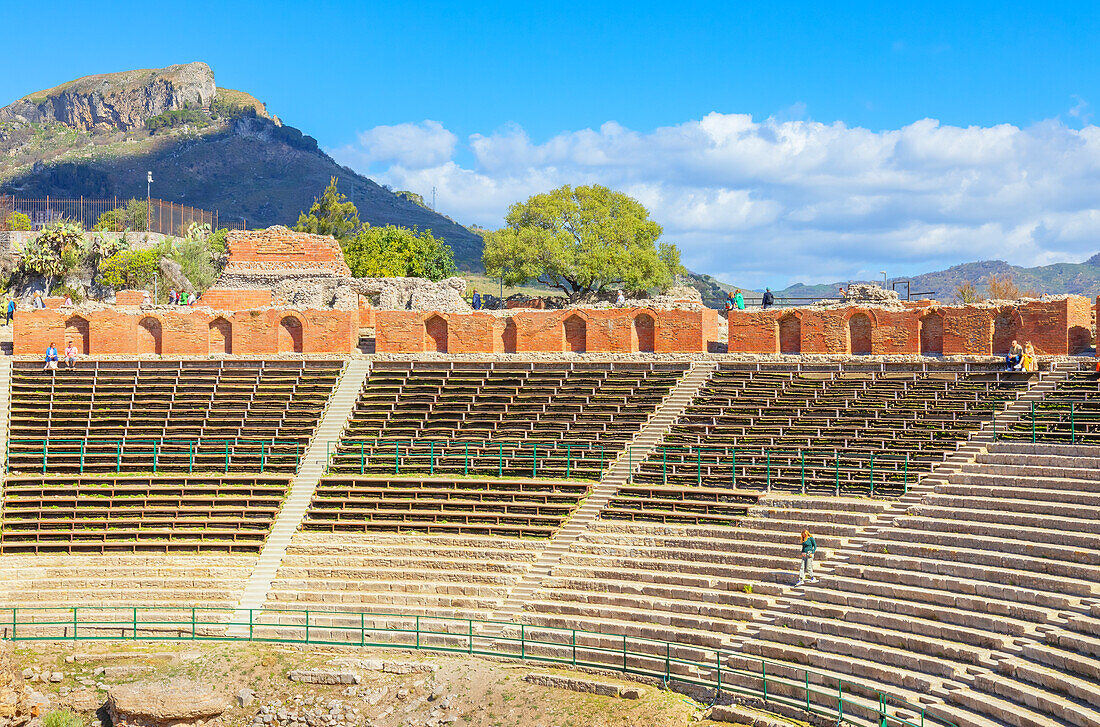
[
  {"xmin": 295, "ymin": 177, "xmax": 360, "ymax": 240},
  {"xmin": 953, "ymin": 280, "xmax": 982, "ymax": 304},
  {"xmin": 482, "ymin": 184, "xmax": 682, "ymax": 299},
  {"xmin": 984, "ymin": 273, "xmax": 1020, "ymax": 301}
]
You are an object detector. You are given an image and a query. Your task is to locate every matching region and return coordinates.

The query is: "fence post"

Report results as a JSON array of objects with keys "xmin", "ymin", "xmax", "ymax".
[
  {"xmin": 662, "ymin": 448, "xmax": 667, "ymax": 485},
  {"xmin": 521, "ymin": 624, "xmax": 525, "ymax": 659},
  {"xmin": 622, "ymin": 635, "xmax": 627, "ymax": 672},
  {"xmin": 468, "ymin": 620, "xmax": 473, "ymax": 654},
  {"xmin": 41, "ymin": 441, "xmax": 46, "ymax": 475},
  {"xmin": 869, "ymin": 453, "xmax": 875, "ymax": 497},
  {"xmin": 395, "ymin": 442, "xmax": 400, "ymax": 475},
  {"xmin": 716, "ymin": 651, "xmax": 722, "ymax": 696},
  {"xmin": 569, "ymin": 444, "xmax": 574, "ymax": 480},
  {"xmin": 189, "ymin": 442, "xmax": 194, "ymax": 473},
  {"xmin": 362, "ymin": 612, "xmax": 366, "ymax": 648},
  {"xmin": 805, "ymin": 670, "xmax": 810, "ymax": 711},
  {"xmin": 80, "ymin": 440, "xmax": 85, "ymax": 474},
  {"xmin": 248, "ymin": 608, "xmax": 253, "ymax": 640},
  {"xmin": 731, "ymin": 447, "xmax": 736, "ymax": 487},
  {"xmin": 532, "ymin": 443, "xmax": 537, "ymax": 478},
  {"xmin": 800, "ymin": 450, "xmax": 805, "ymax": 494},
  {"xmin": 117, "ymin": 442, "xmax": 121, "ymax": 473},
  {"xmin": 261, "ymin": 442, "xmax": 266, "ymax": 473},
  {"xmin": 72, "ymin": 607, "xmax": 77, "ymax": 640},
  {"xmin": 838, "ymin": 682, "xmax": 844, "ymax": 723},
  {"xmin": 416, "ymin": 615, "xmax": 420, "ymax": 649},
  {"xmin": 225, "ymin": 441, "xmax": 229, "ymax": 473},
  {"xmin": 132, "ymin": 607, "xmax": 137, "ymax": 639},
  {"xmin": 835, "ymin": 452, "xmax": 840, "ymax": 495},
  {"xmin": 465, "ymin": 442, "xmax": 469, "ymax": 476},
  {"xmin": 1031, "ymin": 401, "xmax": 1036, "ymax": 442},
  {"xmin": 430, "ymin": 441, "xmax": 435, "ymax": 476},
  {"xmin": 761, "ymin": 659, "xmax": 767, "ymax": 702},
  {"xmin": 766, "ymin": 451, "xmax": 771, "ymax": 492},
  {"xmin": 904, "ymin": 453, "xmax": 909, "ymax": 495},
  {"xmin": 499, "ymin": 444, "xmax": 503, "ymax": 477},
  {"xmin": 305, "ymin": 610, "xmax": 310, "ymax": 644},
  {"xmin": 153, "ymin": 441, "xmax": 158, "ymax": 473},
  {"xmin": 191, "ymin": 607, "xmax": 196, "ymax": 639},
  {"xmin": 572, "ymin": 629, "xmax": 576, "ymax": 666},
  {"xmin": 1071, "ymin": 402, "xmax": 1076, "ymax": 444}
]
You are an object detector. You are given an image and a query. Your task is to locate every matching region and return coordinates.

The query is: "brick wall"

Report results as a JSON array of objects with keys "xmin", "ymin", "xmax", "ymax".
[
  {"xmin": 728, "ymin": 297, "xmax": 1091, "ymax": 355},
  {"xmin": 222, "ymin": 227, "xmax": 351, "ymax": 276},
  {"xmin": 15, "ymin": 307, "xmax": 356, "ymax": 356},
  {"xmin": 197, "ymin": 289, "xmax": 274, "ymax": 310},
  {"xmin": 374, "ymin": 308, "xmax": 719, "ymax": 354}
]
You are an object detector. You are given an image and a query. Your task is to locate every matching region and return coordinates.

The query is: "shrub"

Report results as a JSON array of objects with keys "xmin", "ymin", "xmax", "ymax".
[
  {"xmin": 98, "ymin": 249, "xmax": 158, "ymax": 289},
  {"xmin": 145, "ymin": 107, "xmax": 210, "ymax": 132},
  {"xmin": 42, "ymin": 711, "xmax": 82, "ymax": 727},
  {"xmin": 93, "ymin": 199, "xmax": 149, "ymax": 232},
  {"xmin": 206, "ymin": 228, "xmax": 229, "ymax": 256},
  {"xmin": 4, "ymin": 211, "xmax": 31, "ymax": 231}
]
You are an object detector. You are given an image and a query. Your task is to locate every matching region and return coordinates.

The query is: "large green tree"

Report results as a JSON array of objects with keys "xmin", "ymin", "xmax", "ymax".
[
  {"xmin": 294, "ymin": 177, "xmax": 361, "ymax": 240},
  {"xmin": 482, "ymin": 184, "xmax": 682, "ymax": 298},
  {"xmin": 342, "ymin": 225, "xmax": 456, "ymax": 281}
]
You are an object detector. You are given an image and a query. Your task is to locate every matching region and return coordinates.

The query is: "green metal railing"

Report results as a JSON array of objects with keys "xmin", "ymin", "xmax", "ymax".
[
  {"xmin": 5, "ymin": 438, "xmax": 305, "ymax": 475},
  {"xmin": 993, "ymin": 400, "xmax": 1100, "ymax": 445},
  {"xmin": 325, "ymin": 439, "xmax": 606, "ymax": 479},
  {"xmin": 0, "ymin": 605, "xmax": 957, "ymax": 727},
  {"xmin": 626, "ymin": 445, "xmax": 912, "ymax": 496}
]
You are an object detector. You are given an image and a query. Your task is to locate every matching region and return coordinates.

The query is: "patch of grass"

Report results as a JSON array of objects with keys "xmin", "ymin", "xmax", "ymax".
[{"xmin": 42, "ymin": 711, "xmax": 83, "ymax": 727}]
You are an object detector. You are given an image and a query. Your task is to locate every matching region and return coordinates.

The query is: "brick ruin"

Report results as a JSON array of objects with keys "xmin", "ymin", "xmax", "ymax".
[{"xmin": 11, "ymin": 226, "xmax": 1097, "ymax": 356}]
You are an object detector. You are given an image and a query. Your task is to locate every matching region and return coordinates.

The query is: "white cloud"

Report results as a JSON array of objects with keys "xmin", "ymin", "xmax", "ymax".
[{"xmin": 329, "ymin": 112, "xmax": 1100, "ymax": 289}]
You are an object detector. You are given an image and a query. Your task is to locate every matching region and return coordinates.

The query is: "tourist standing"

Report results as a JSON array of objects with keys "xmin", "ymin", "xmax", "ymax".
[
  {"xmin": 43, "ymin": 343, "xmax": 59, "ymax": 371},
  {"xmin": 797, "ymin": 529, "xmax": 818, "ymax": 585},
  {"xmin": 64, "ymin": 341, "xmax": 78, "ymax": 368},
  {"xmin": 472, "ymin": 291, "xmax": 482, "ymax": 310},
  {"xmin": 733, "ymin": 289, "xmax": 745, "ymax": 310},
  {"xmin": 725, "ymin": 293, "xmax": 734, "ymax": 311},
  {"xmin": 762, "ymin": 288, "xmax": 775, "ymax": 309},
  {"xmin": 615, "ymin": 290, "xmax": 625, "ymax": 307},
  {"xmin": 168, "ymin": 289, "xmax": 178, "ymax": 305},
  {"xmin": 5, "ymin": 298, "xmax": 14, "ymax": 325}
]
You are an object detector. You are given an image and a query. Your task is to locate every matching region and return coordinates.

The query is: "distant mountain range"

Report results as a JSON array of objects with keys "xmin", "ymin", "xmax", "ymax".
[
  {"xmin": 777, "ymin": 255, "xmax": 1100, "ymax": 301},
  {"xmin": 0, "ymin": 62, "xmax": 484, "ymax": 268}
]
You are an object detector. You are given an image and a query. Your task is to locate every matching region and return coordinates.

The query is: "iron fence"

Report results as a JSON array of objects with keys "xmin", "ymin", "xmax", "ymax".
[
  {"xmin": 0, "ymin": 605, "xmax": 959, "ymax": 727},
  {"xmin": 6, "ymin": 438, "xmax": 304, "ymax": 474},
  {"xmin": 994, "ymin": 400, "xmax": 1100, "ymax": 444},
  {"xmin": 0, "ymin": 195, "xmax": 245, "ymax": 234}
]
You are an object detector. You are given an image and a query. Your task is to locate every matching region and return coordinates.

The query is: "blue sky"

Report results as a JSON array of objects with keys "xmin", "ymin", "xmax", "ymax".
[{"xmin": 5, "ymin": 1, "xmax": 1100, "ymax": 287}]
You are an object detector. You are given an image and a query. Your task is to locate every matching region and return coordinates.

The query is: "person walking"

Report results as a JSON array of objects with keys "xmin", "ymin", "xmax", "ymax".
[
  {"xmin": 733, "ymin": 289, "xmax": 745, "ymax": 310},
  {"xmin": 43, "ymin": 343, "xmax": 59, "ymax": 371},
  {"xmin": 5, "ymin": 298, "xmax": 14, "ymax": 326},
  {"xmin": 64, "ymin": 341, "xmax": 78, "ymax": 368},
  {"xmin": 762, "ymin": 288, "xmax": 775, "ymax": 309},
  {"xmin": 797, "ymin": 529, "xmax": 818, "ymax": 585}
]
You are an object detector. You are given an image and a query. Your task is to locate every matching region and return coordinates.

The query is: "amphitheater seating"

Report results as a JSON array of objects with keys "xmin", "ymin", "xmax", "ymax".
[
  {"xmin": 730, "ymin": 442, "xmax": 1100, "ymax": 727},
  {"xmin": 1003, "ymin": 361, "xmax": 1100, "ymax": 444},
  {"xmin": 7, "ymin": 360, "xmax": 342, "ymax": 474},
  {"xmin": 622, "ymin": 366, "xmax": 1032, "ymax": 522},
  {"xmin": 328, "ymin": 362, "xmax": 686, "ymax": 480},
  {"xmin": 519, "ymin": 496, "xmax": 893, "ymax": 649},
  {"xmin": 266, "ymin": 532, "xmax": 547, "ymax": 621},
  {"xmin": 303, "ymin": 477, "xmax": 589, "ymax": 538},
  {"xmin": 0, "ymin": 474, "xmax": 290, "ymax": 553},
  {"xmin": 0, "ymin": 554, "xmax": 256, "ymax": 611}
]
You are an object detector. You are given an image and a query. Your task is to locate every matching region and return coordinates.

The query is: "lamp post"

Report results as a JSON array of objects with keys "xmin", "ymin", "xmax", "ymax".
[
  {"xmin": 146, "ymin": 171, "xmax": 153, "ymax": 232},
  {"xmin": 880, "ymin": 271, "xmax": 887, "ymax": 288}
]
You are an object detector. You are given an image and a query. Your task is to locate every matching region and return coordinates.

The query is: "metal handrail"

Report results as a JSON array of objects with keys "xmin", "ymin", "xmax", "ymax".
[
  {"xmin": 5, "ymin": 438, "xmax": 305, "ymax": 475},
  {"xmin": 0, "ymin": 605, "xmax": 958, "ymax": 727}
]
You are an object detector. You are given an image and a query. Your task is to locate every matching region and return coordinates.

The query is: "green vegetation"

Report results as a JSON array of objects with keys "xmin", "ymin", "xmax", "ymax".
[
  {"xmin": 4, "ymin": 211, "xmax": 31, "ymax": 230},
  {"xmin": 145, "ymin": 107, "xmax": 210, "ymax": 133},
  {"xmin": 42, "ymin": 711, "xmax": 82, "ymax": 727},
  {"xmin": 295, "ymin": 177, "xmax": 360, "ymax": 240},
  {"xmin": 343, "ymin": 225, "xmax": 456, "ymax": 281},
  {"xmin": 98, "ymin": 249, "xmax": 158, "ymax": 289},
  {"xmin": 396, "ymin": 190, "xmax": 428, "ymax": 208},
  {"xmin": 296, "ymin": 178, "xmax": 456, "ymax": 281},
  {"xmin": 93, "ymin": 199, "xmax": 149, "ymax": 232},
  {"xmin": 483, "ymin": 184, "xmax": 682, "ymax": 299},
  {"xmin": 17, "ymin": 221, "xmax": 84, "ymax": 290}
]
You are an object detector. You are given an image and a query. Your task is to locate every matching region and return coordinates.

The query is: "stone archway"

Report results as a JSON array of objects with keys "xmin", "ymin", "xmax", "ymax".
[
  {"xmin": 138, "ymin": 317, "xmax": 162, "ymax": 355},
  {"xmin": 65, "ymin": 315, "xmax": 90, "ymax": 355},
  {"xmin": 279, "ymin": 316, "xmax": 304, "ymax": 354},
  {"xmin": 563, "ymin": 315, "xmax": 586, "ymax": 353},
  {"xmin": 425, "ymin": 315, "xmax": 448, "ymax": 353},
  {"xmin": 209, "ymin": 318, "xmax": 232, "ymax": 355},
  {"xmin": 848, "ymin": 313, "xmax": 872, "ymax": 355},
  {"xmin": 778, "ymin": 314, "xmax": 801, "ymax": 354},
  {"xmin": 501, "ymin": 319, "xmax": 518, "ymax": 354},
  {"xmin": 919, "ymin": 313, "xmax": 944, "ymax": 356},
  {"xmin": 992, "ymin": 310, "xmax": 1020, "ymax": 354},
  {"xmin": 633, "ymin": 313, "xmax": 655, "ymax": 353}
]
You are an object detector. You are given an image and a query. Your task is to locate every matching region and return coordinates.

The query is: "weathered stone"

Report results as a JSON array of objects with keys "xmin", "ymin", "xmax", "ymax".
[
  {"xmin": 382, "ymin": 662, "xmax": 436, "ymax": 675},
  {"xmin": 287, "ymin": 670, "xmax": 360, "ymax": 685},
  {"xmin": 523, "ymin": 673, "xmax": 619, "ymax": 697},
  {"xmin": 106, "ymin": 678, "xmax": 227, "ymax": 727},
  {"xmin": 237, "ymin": 688, "xmax": 256, "ymax": 708}
]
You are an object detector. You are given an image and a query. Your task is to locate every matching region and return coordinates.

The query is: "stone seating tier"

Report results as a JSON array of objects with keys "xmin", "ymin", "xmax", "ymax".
[{"xmin": 7, "ymin": 360, "xmax": 342, "ymax": 474}]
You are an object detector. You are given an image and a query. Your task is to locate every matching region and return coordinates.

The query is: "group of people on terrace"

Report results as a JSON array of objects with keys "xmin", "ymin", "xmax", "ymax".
[
  {"xmin": 1006, "ymin": 340, "xmax": 1037, "ymax": 372},
  {"xmin": 166, "ymin": 289, "xmax": 197, "ymax": 305},
  {"xmin": 724, "ymin": 288, "xmax": 774, "ymax": 311},
  {"xmin": 42, "ymin": 341, "xmax": 78, "ymax": 370}
]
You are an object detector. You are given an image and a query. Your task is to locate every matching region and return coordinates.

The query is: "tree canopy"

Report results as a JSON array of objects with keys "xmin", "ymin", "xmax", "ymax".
[
  {"xmin": 482, "ymin": 184, "xmax": 682, "ymax": 298},
  {"xmin": 295, "ymin": 178, "xmax": 456, "ymax": 281},
  {"xmin": 342, "ymin": 225, "xmax": 456, "ymax": 281},
  {"xmin": 294, "ymin": 177, "xmax": 361, "ymax": 240}
]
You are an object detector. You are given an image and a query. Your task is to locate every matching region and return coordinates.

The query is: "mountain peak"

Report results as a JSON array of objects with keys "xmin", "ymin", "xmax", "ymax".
[{"xmin": 0, "ymin": 62, "xmax": 215, "ymax": 131}]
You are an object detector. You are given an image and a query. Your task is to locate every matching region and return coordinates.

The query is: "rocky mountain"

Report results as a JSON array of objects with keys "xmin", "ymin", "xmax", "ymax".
[
  {"xmin": 778, "ymin": 256, "xmax": 1100, "ymax": 301},
  {"xmin": 0, "ymin": 63, "xmax": 484, "ymax": 268}
]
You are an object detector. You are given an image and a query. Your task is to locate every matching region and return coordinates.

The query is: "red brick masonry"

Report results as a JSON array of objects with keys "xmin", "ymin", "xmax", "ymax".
[
  {"xmin": 221, "ymin": 227, "xmax": 351, "ymax": 277},
  {"xmin": 728, "ymin": 297, "xmax": 1092, "ymax": 355}
]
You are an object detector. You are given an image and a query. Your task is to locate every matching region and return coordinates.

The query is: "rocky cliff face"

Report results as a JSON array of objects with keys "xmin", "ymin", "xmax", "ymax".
[{"xmin": 0, "ymin": 62, "xmax": 215, "ymax": 131}]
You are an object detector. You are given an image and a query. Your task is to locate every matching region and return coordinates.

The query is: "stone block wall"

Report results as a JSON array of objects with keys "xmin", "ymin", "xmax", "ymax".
[
  {"xmin": 374, "ymin": 308, "xmax": 721, "ymax": 354},
  {"xmin": 222, "ymin": 226, "xmax": 351, "ymax": 276},
  {"xmin": 197, "ymin": 289, "xmax": 274, "ymax": 310},
  {"xmin": 728, "ymin": 297, "xmax": 1092, "ymax": 356},
  {"xmin": 15, "ymin": 307, "xmax": 356, "ymax": 356}
]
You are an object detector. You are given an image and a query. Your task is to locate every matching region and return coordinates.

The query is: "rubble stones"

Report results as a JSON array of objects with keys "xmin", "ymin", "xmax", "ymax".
[
  {"xmin": 287, "ymin": 671, "xmax": 361, "ymax": 685},
  {"xmin": 381, "ymin": 662, "xmax": 437, "ymax": 675}
]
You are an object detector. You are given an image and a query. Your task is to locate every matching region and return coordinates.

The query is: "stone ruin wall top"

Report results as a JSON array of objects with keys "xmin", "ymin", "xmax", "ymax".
[{"xmin": 222, "ymin": 226, "xmax": 351, "ymax": 277}]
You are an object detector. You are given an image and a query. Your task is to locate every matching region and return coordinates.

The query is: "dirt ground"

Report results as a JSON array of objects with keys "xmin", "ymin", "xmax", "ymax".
[{"xmin": 10, "ymin": 641, "xmax": 759, "ymax": 727}]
